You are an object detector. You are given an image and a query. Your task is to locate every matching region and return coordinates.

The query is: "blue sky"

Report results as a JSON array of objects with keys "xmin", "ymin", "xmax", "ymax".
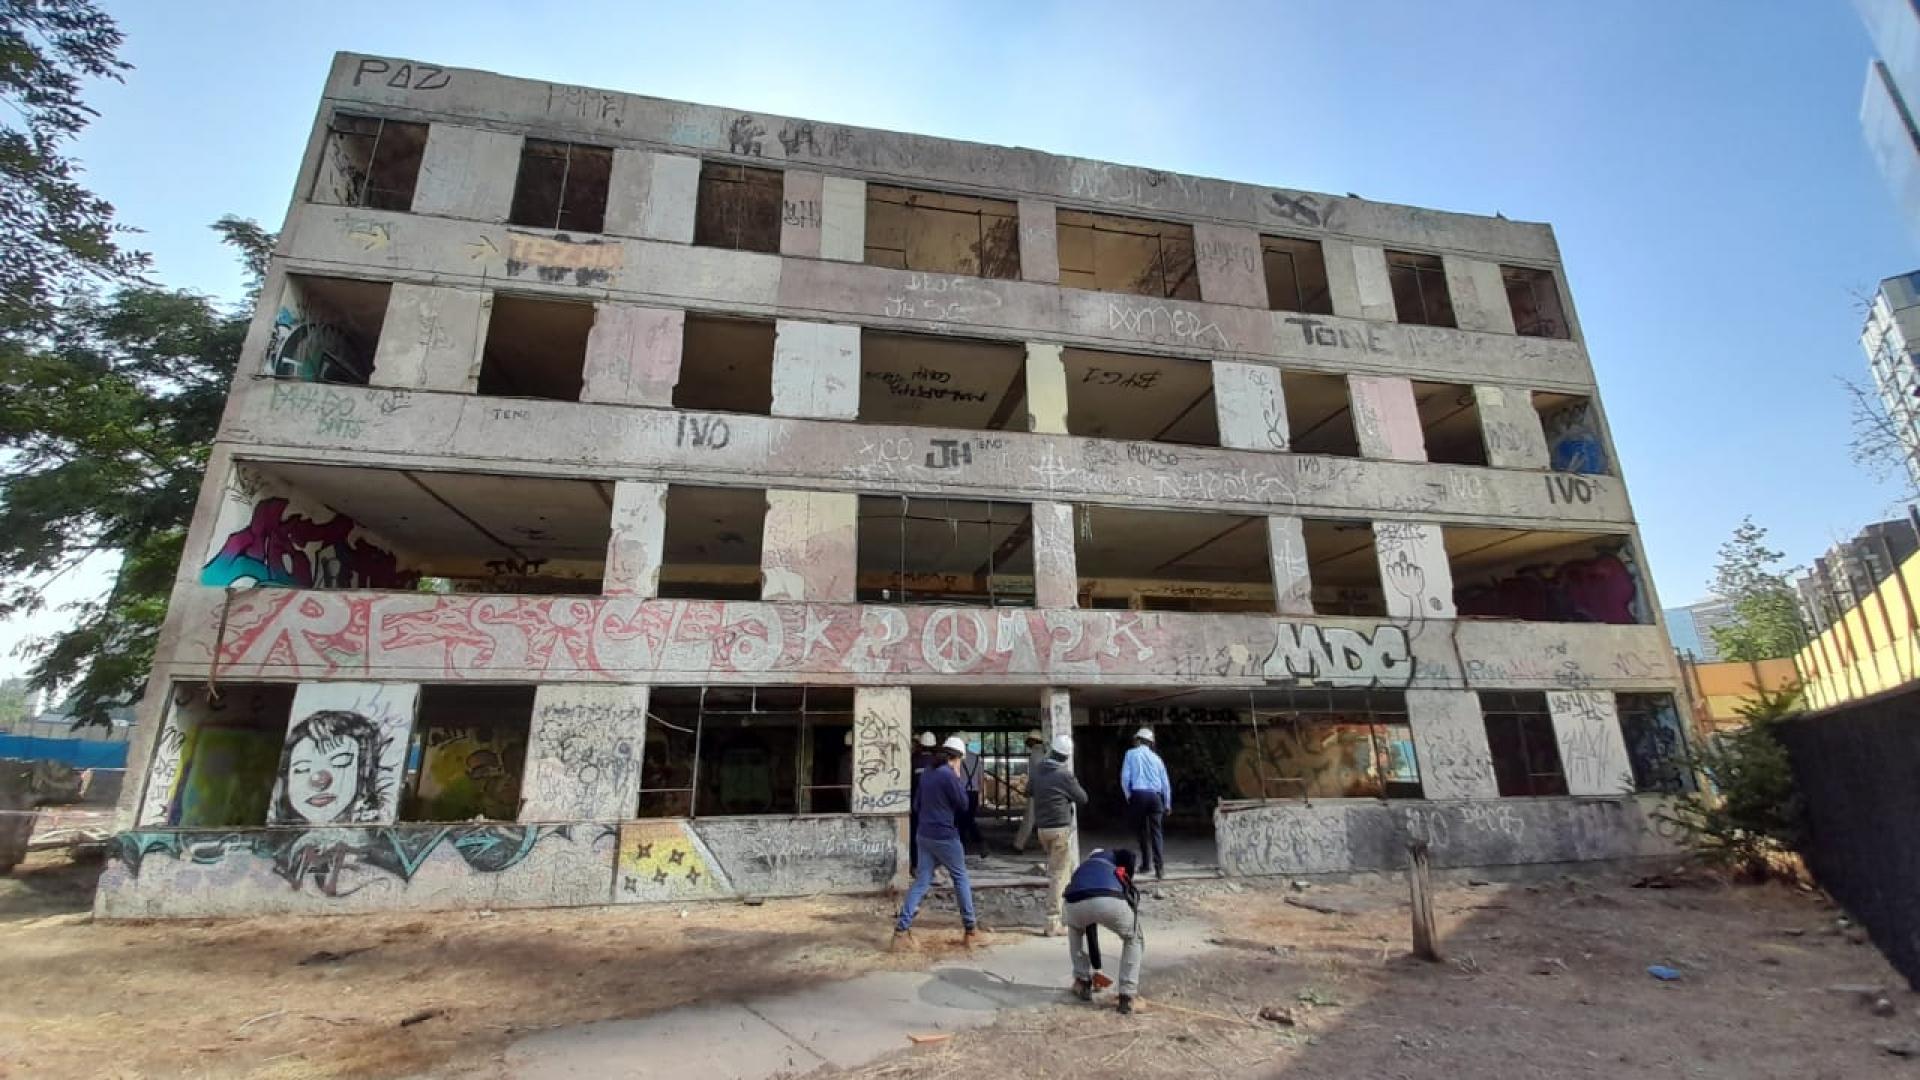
[{"xmin": 3, "ymin": 1, "xmax": 1910, "ymax": 678}]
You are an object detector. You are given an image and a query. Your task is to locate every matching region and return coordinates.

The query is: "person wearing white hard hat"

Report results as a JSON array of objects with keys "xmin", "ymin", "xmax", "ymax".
[
  {"xmin": 908, "ymin": 731, "xmax": 940, "ymax": 868},
  {"xmin": 1120, "ymin": 727, "xmax": 1171, "ymax": 880},
  {"xmin": 1012, "ymin": 731, "xmax": 1048, "ymax": 853},
  {"xmin": 892, "ymin": 735, "xmax": 980, "ymax": 950},
  {"xmin": 1027, "ymin": 733, "xmax": 1087, "ymax": 935}
]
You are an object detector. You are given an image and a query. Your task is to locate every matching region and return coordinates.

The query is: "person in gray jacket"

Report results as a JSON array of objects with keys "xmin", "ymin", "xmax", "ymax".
[{"xmin": 1027, "ymin": 734, "xmax": 1088, "ymax": 935}]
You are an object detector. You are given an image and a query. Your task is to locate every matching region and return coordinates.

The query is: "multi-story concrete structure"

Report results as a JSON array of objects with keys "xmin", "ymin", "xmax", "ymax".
[
  {"xmin": 100, "ymin": 54, "xmax": 1689, "ymax": 918},
  {"xmin": 1861, "ymin": 272, "xmax": 1920, "ymax": 492}
]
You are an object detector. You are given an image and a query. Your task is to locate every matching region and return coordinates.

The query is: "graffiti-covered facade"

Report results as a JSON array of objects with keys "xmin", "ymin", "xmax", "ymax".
[{"xmin": 103, "ymin": 54, "xmax": 1687, "ymax": 918}]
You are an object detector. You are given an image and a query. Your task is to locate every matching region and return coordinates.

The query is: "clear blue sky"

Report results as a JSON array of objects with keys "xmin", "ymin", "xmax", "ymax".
[{"xmin": 7, "ymin": 1, "xmax": 1909, "ymax": 678}]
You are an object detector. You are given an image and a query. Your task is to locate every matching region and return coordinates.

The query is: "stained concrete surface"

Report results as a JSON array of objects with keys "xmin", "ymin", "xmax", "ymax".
[{"xmin": 502, "ymin": 914, "xmax": 1218, "ymax": 1079}]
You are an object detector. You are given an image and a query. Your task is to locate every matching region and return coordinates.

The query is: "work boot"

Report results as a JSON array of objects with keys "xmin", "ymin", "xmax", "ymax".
[
  {"xmin": 1071, "ymin": 978, "xmax": 1093, "ymax": 1001},
  {"xmin": 1116, "ymin": 994, "xmax": 1134, "ymax": 1016},
  {"xmin": 889, "ymin": 929, "xmax": 916, "ymax": 953},
  {"xmin": 961, "ymin": 927, "xmax": 981, "ymax": 949}
]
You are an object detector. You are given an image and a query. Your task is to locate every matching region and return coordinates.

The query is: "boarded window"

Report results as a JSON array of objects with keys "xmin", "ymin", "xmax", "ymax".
[
  {"xmin": 694, "ymin": 162, "xmax": 782, "ymax": 253},
  {"xmin": 509, "ymin": 139, "xmax": 613, "ymax": 233},
  {"xmin": 1386, "ymin": 250, "xmax": 1456, "ymax": 328},
  {"xmin": 313, "ymin": 113, "xmax": 428, "ymax": 211},
  {"xmin": 1056, "ymin": 209, "xmax": 1199, "ymax": 299},
  {"xmin": 865, "ymin": 184, "xmax": 1019, "ymax": 278},
  {"xmin": 1479, "ymin": 691, "xmax": 1568, "ymax": 797},
  {"xmin": 1503, "ymin": 265, "xmax": 1570, "ymax": 339},
  {"xmin": 1262, "ymin": 235, "xmax": 1333, "ymax": 314}
]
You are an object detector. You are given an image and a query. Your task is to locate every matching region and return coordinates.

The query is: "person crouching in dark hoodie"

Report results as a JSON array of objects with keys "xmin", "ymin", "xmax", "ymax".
[{"xmin": 1062, "ymin": 847, "xmax": 1143, "ymax": 1014}]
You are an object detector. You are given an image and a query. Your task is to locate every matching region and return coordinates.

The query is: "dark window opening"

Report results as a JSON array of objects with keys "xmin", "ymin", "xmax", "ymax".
[
  {"xmin": 659, "ymin": 485, "xmax": 766, "ymax": 601},
  {"xmin": 1303, "ymin": 519, "xmax": 1384, "ymax": 617},
  {"xmin": 858, "ymin": 495, "xmax": 1034, "ymax": 607},
  {"xmin": 1057, "ymin": 209, "xmax": 1199, "ymax": 299},
  {"xmin": 1503, "ymin": 265, "xmax": 1570, "ymax": 339},
  {"xmin": 1283, "ymin": 371, "xmax": 1360, "ymax": 456},
  {"xmin": 314, "ymin": 113, "xmax": 428, "ymax": 212},
  {"xmin": 1534, "ymin": 392, "xmax": 1610, "ymax": 475},
  {"xmin": 1063, "ymin": 348, "xmax": 1217, "ymax": 446},
  {"xmin": 154, "ymin": 684, "xmax": 298, "ymax": 829},
  {"xmin": 1262, "ymin": 235, "xmax": 1333, "ymax": 315},
  {"xmin": 400, "ymin": 685, "xmax": 532, "ymax": 822},
  {"xmin": 866, "ymin": 184, "xmax": 1019, "ymax": 278},
  {"xmin": 1449, "ymin": 528, "xmax": 1648, "ymax": 625},
  {"xmin": 1386, "ymin": 250, "xmax": 1456, "ymax": 328},
  {"xmin": 676, "ymin": 315, "xmax": 774, "ymax": 414},
  {"xmin": 637, "ymin": 686, "xmax": 855, "ymax": 817},
  {"xmin": 1480, "ymin": 691, "xmax": 1568, "ymax": 797},
  {"xmin": 859, "ymin": 329, "xmax": 1026, "ymax": 431},
  {"xmin": 1076, "ymin": 505, "xmax": 1272, "ymax": 613},
  {"xmin": 509, "ymin": 139, "xmax": 614, "ymax": 234},
  {"xmin": 1247, "ymin": 688, "xmax": 1421, "ymax": 800},
  {"xmin": 1617, "ymin": 693, "xmax": 1694, "ymax": 794},
  {"xmin": 1411, "ymin": 380, "xmax": 1487, "ymax": 466},
  {"xmin": 693, "ymin": 162, "xmax": 782, "ymax": 253},
  {"xmin": 267, "ymin": 275, "xmax": 388, "ymax": 385},
  {"xmin": 480, "ymin": 295, "xmax": 594, "ymax": 401}
]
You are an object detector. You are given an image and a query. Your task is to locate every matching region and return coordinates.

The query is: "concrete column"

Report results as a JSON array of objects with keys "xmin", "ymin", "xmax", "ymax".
[
  {"xmin": 604, "ymin": 481, "xmax": 668, "ymax": 598},
  {"xmin": 1321, "ymin": 238, "xmax": 1362, "ymax": 319},
  {"xmin": 1349, "ymin": 243, "xmax": 1397, "ymax": 321},
  {"xmin": 1213, "ymin": 360, "xmax": 1289, "ymax": 452},
  {"xmin": 1474, "ymin": 385, "xmax": 1550, "ymax": 469},
  {"xmin": 780, "ymin": 170, "xmax": 825, "ymax": 258},
  {"xmin": 520, "ymin": 684, "xmax": 649, "ymax": 820},
  {"xmin": 762, "ymin": 490, "xmax": 857, "ymax": 602},
  {"xmin": 1025, "ymin": 342, "xmax": 1069, "ymax": 434},
  {"xmin": 820, "ymin": 176, "xmax": 866, "ymax": 262},
  {"xmin": 1445, "ymin": 256, "xmax": 1517, "ymax": 334},
  {"xmin": 411, "ymin": 124, "xmax": 521, "ymax": 221},
  {"xmin": 270, "ymin": 682, "xmax": 419, "ymax": 826},
  {"xmin": 581, "ymin": 304, "xmax": 684, "ymax": 407},
  {"xmin": 370, "ymin": 284, "xmax": 489, "ymax": 393},
  {"xmin": 1040, "ymin": 688, "xmax": 1080, "ymax": 867},
  {"xmin": 1018, "ymin": 199, "xmax": 1059, "ymax": 284},
  {"xmin": 136, "ymin": 692, "xmax": 210, "ymax": 826},
  {"xmin": 1547, "ymin": 691, "xmax": 1635, "ymax": 797},
  {"xmin": 772, "ymin": 320, "xmax": 859, "ymax": 420},
  {"xmin": 1374, "ymin": 522, "xmax": 1456, "ymax": 620},
  {"xmin": 603, "ymin": 150, "xmax": 699, "ymax": 243},
  {"xmin": 1404, "ymin": 689, "xmax": 1499, "ymax": 800},
  {"xmin": 852, "ymin": 686, "xmax": 911, "ymax": 814},
  {"xmin": 1349, "ymin": 374, "xmax": 1427, "ymax": 461},
  {"xmin": 1193, "ymin": 223, "xmax": 1266, "ymax": 308},
  {"xmin": 1267, "ymin": 516, "xmax": 1314, "ymax": 616},
  {"xmin": 1031, "ymin": 501, "xmax": 1079, "ymax": 609}
]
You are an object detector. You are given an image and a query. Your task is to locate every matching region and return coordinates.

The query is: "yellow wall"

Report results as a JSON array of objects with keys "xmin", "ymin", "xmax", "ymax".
[
  {"xmin": 1793, "ymin": 549, "xmax": 1920, "ymax": 710},
  {"xmin": 1683, "ymin": 657, "xmax": 1802, "ymax": 731}
]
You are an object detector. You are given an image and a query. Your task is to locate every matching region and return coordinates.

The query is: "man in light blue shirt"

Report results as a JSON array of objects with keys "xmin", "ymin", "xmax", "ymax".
[{"xmin": 1120, "ymin": 727, "xmax": 1171, "ymax": 880}]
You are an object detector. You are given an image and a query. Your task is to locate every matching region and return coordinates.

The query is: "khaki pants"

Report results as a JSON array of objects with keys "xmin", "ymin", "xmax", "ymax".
[
  {"xmin": 1067, "ymin": 895, "xmax": 1143, "ymax": 996},
  {"xmin": 1037, "ymin": 826, "xmax": 1074, "ymax": 932},
  {"xmin": 1014, "ymin": 797, "xmax": 1037, "ymax": 851}
]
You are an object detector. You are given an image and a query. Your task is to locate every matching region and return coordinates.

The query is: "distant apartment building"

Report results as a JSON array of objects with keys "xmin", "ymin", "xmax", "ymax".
[
  {"xmin": 1662, "ymin": 598, "xmax": 1736, "ymax": 662},
  {"xmin": 1860, "ymin": 273, "xmax": 1920, "ymax": 492},
  {"xmin": 1797, "ymin": 516, "xmax": 1920, "ymax": 632}
]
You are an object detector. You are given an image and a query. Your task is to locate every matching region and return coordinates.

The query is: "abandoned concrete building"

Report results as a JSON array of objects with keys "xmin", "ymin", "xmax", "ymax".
[{"xmin": 99, "ymin": 53, "xmax": 1690, "ymax": 917}]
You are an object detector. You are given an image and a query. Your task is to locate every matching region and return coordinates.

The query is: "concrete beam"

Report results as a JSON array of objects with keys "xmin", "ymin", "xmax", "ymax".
[
  {"xmin": 1025, "ymin": 342, "xmax": 1068, "ymax": 434},
  {"xmin": 520, "ymin": 684, "xmax": 649, "ymax": 820},
  {"xmin": 852, "ymin": 686, "xmax": 910, "ymax": 814},
  {"xmin": 821, "ymin": 176, "xmax": 866, "ymax": 262},
  {"xmin": 1375, "ymin": 521, "xmax": 1456, "ymax": 620},
  {"xmin": 581, "ymin": 304, "xmax": 684, "ymax": 407},
  {"xmin": 1213, "ymin": 360, "xmax": 1288, "ymax": 452},
  {"xmin": 604, "ymin": 480, "xmax": 668, "ymax": 598},
  {"xmin": 781, "ymin": 170, "xmax": 825, "ymax": 258},
  {"xmin": 1547, "ymin": 690, "xmax": 1635, "ymax": 797},
  {"xmin": 1031, "ymin": 501, "xmax": 1078, "ymax": 609},
  {"xmin": 1194, "ymin": 223, "xmax": 1266, "ymax": 308},
  {"xmin": 762, "ymin": 490, "xmax": 857, "ymax": 602},
  {"xmin": 604, "ymin": 150, "xmax": 700, "ymax": 243},
  {"xmin": 369, "ymin": 284, "xmax": 488, "ymax": 393},
  {"xmin": 772, "ymin": 320, "xmax": 859, "ymax": 420},
  {"xmin": 1475, "ymin": 385, "xmax": 1550, "ymax": 469},
  {"xmin": 1018, "ymin": 200, "xmax": 1060, "ymax": 284},
  {"xmin": 271, "ymin": 682, "xmax": 419, "ymax": 827},
  {"xmin": 1404, "ymin": 689, "xmax": 1499, "ymax": 800},
  {"xmin": 1349, "ymin": 374, "xmax": 1427, "ymax": 461},
  {"xmin": 1267, "ymin": 516, "xmax": 1314, "ymax": 616},
  {"xmin": 1445, "ymin": 256, "xmax": 1517, "ymax": 335},
  {"xmin": 412, "ymin": 125, "xmax": 521, "ymax": 221}
]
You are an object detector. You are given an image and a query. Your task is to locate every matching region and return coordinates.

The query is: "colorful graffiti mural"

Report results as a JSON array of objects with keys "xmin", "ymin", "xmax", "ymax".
[
  {"xmin": 202, "ymin": 498, "xmax": 419, "ymax": 590},
  {"xmin": 411, "ymin": 723, "xmax": 527, "ymax": 821},
  {"xmin": 173, "ymin": 725, "xmax": 283, "ymax": 829},
  {"xmin": 1543, "ymin": 400, "xmax": 1608, "ymax": 475},
  {"xmin": 266, "ymin": 304, "xmax": 370, "ymax": 384},
  {"xmin": 1457, "ymin": 551, "xmax": 1640, "ymax": 626}
]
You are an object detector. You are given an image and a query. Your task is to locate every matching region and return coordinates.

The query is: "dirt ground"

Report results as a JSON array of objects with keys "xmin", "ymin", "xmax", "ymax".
[{"xmin": 2, "ymin": 850, "xmax": 1917, "ymax": 1079}]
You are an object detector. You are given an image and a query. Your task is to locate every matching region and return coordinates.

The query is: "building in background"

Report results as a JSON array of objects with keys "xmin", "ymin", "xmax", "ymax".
[
  {"xmin": 1662, "ymin": 597, "xmax": 1737, "ymax": 662},
  {"xmin": 101, "ymin": 54, "xmax": 1689, "ymax": 918},
  {"xmin": 1796, "ymin": 514, "xmax": 1920, "ymax": 632},
  {"xmin": 1859, "ymin": 273, "xmax": 1920, "ymax": 492},
  {"xmin": 1860, "ymin": 0, "xmax": 1920, "ymax": 237}
]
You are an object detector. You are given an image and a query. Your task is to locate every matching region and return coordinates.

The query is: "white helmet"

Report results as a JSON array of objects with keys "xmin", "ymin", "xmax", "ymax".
[
  {"xmin": 919, "ymin": 731, "xmax": 936, "ymax": 747},
  {"xmin": 941, "ymin": 735, "xmax": 968, "ymax": 756},
  {"xmin": 1134, "ymin": 727, "xmax": 1156, "ymax": 743},
  {"xmin": 1050, "ymin": 734, "xmax": 1074, "ymax": 757}
]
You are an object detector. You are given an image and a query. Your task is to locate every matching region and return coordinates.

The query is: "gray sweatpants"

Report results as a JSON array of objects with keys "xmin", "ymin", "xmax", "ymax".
[{"xmin": 1066, "ymin": 895, "xmax": 1143, "ymax": 996}]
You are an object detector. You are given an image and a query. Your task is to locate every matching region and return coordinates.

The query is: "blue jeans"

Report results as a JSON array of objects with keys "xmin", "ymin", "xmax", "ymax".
[{"xmin": 895, "ymin": 831, "xmax": 975, "ymax": 931}]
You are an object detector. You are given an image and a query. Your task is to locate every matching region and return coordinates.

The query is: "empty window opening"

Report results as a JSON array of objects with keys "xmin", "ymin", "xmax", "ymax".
[
  {"xmin": 400, "ymin": 685, "xmax": 532, "ymax": 822},
  {"xmin": 659, "ymin": 485, "xmax": 766, "ymax": 601},
  {"xmin": 1075, "ymin": 505, "xmax": 1272, "ymax": 613},
  {"xmin": 1386, "ymin": 250, "xmax": 1456, "ymax": 328},
  {"xmin": 480, "ymin": 295, "xmax": 595, "ymax": 401},
  {"xmin": 1449, "ymin": 528, "xmax": 1648, "ymax": 625},
  {"xmin": 1302, "ymin": 519, "xmax": 1385, "ymax": 617},
  {"xmin": 1282, "ymin": 371, "xmax": 1360, "ymax": 456},
  {"xmin": 1503, "ymin": 265, "xmax": 1570, "ymax": 339},
  {"xmin": 1262, "ymin": 235, "xmax": 1333, "ymax": 314},
  {"xmin": 1411, "ymin": 380, "xmax": 1487, "ymax": 466},
  {"xmin": 152, "ymin": 683, "xmax": 297, "ymax": 828},
  {"xmin": 676, "ymin": 315, "xmax": 774, "ymax": 414},
  {"xmin": 858, "ymin": 495, "xmax": 1034, "ymax": 606},
  {"xmin": 267, "ymin": 275, "xmax": 389, "ymax": 385},
  {"xmin": 1479, "ymin": 691, "xmax": 1567, "ymax": 797},
  {"xmin": 509, "ymin": 139, "xmax": 614, "ymax": 234},
  {"xmin": 866, "ymin": 184, "xmax": 1019, "ymax": 278},
  {"xmin": 637, "ymin": 686, "xmax": 855, "ymax": 817},
  {"xmin": 860, "ymin": 330, "xmax": 1026, "ymax": 431},
  {"xmin": 1063, "ymin": 348, "xmax": 1218, "ymax": 446},
  {"xmin": 1617, "ymin": 693, "xmax": 1694, "ymax": 794},
  {"xmin": 225, "ymin": 461, "xmax": 611, "ymax": 595},
  {"xmin": 1056, "ymin": 209, "xmax": 1199, "ymax": 299},
  {"xmin": 313, "ymin": 113, "xmax": 428, "ymax": 211},
  {"xmin": 693, "ymin": 162, "xmax": 783, "ymax": 253},
  {"xmin": 1534, "ymin": 392, "xmax": 1610, "ymax": 475}
]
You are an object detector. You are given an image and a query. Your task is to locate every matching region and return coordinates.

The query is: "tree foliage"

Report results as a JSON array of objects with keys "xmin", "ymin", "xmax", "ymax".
[
  {"xmin": 1656, "ymin": 682, "xmax": 1806, "ymax": 879},
  {"xmin": 1841, "ymin": 376, "xmax": 1920, "ymax": 502},
  {"xmin": 1707, "ymin": 517, "xmax": 1806, "ymax": 662}
]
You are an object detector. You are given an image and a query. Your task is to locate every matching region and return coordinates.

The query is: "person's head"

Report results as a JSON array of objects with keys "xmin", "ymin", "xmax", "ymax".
[
  {"xmin": 1024, "ymin": 731, "xmax": 1045, "ymax": 752},
  {"xmin": 275, "ymin": 710, "xmax": 387, "ymax": 825},
  {"xmin": 1049, "ymin": 734, "xmax": 1073, "ymax": 761},
  {"xmin": 1133, "ymin": 726, "xmax": 1156, "ymax": 748},
  {"xmin": 918, "ymin": 731, "xmax": 937, "ymax": 749},
  {"xmin": 941, "ymin": 735, "xmax": 967, "ymax": 769},
  {"xmin": 1111, "ymin": 848, "xmax": 1137, "ymax": 879}
]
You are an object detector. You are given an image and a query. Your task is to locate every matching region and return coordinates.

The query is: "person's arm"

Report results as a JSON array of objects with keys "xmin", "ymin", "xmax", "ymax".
[
  {"xmin": 1066, "ymin": 770, "xmax": 1089, "ymax": 807},
  {"xmin": 1157, "ymin": 756, "xmax": 1172, "ymax": 810},
  {"xmin": 1120, "ymin": 749, "xmax": 1138, "ymax": 794}
]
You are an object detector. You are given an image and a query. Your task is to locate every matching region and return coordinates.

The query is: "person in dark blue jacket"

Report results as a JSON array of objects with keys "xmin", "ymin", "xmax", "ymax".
[
  {"xmin": 891, "ymin": 736, "xmax": 979, "ymax": 949},
  {"xmin": 1063, "ymin": 847, "xmax": 1143, "ymax": 1014}
]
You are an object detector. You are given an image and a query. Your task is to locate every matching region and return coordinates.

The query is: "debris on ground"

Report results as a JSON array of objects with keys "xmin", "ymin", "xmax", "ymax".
[{"xmin": 1647, "ymin": 964, "xmax": 1683, "ymax": 981}]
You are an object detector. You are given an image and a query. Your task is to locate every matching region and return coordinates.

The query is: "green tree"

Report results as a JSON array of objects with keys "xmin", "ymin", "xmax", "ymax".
[
  {"xmin": 0, "ymin": 217, "xmax": 272, "ymax": 726},
  {"xmin": 1707, "ymin": 517, "xmax": 1806, "ymax": 661},
  {"xmin": 1656, "ymin": 682, "xmax": 1805, "ymax": 878}
]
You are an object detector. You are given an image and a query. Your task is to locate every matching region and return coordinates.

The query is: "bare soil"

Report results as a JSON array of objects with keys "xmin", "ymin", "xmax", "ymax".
[{"xmin": 2, "ymin": 851, "xmax": 1915, "ymax": 1079}]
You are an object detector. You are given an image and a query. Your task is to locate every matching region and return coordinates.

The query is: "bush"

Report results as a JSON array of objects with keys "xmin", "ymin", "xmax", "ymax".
[{"xmin": 1655, "ymin": 683, "xmax": 1805, "ymax": 879}]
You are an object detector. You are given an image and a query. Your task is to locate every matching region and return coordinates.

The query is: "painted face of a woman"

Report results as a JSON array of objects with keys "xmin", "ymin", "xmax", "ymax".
[{"xmin": 288, "ymin": 733, "xmax": 361, "ymax": 824}]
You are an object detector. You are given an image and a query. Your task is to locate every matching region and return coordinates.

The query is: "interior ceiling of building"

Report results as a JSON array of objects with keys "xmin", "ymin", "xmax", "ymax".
[
  {"xmin": 858, "ymin": 330, "xmax": 1025, "ymax": 430},
  {"xmin": 1062, "ymin": 347, "xmax": 1217, "ymax": 445},
  {"xmin": 663, "ymin": 484, "xmax": 765, "ymax": 565},
  {"xmin": 1283, "ymin": 371, "xmax": 1358, "ymax": 456},
  {"xmin": 290, "ymin": 275, "xmax": 390, "ymax": 347},
  {"xmin": 1301, "ymin": 519, "xmax": 1380, "ymax": 587},
  {"xmin": 678, "ymin": 315, "xmax": 775, "ymax": 413},
  {"xmin": 1076, "ymin": 505, "xmax": 1268, "ymax": 583},
  {"xmin": 857, "ymin": 496, "xmax": 1034, "ymax": 575},
  {"xmin": 482, "ymin": 295, "xmax": 595, "ymax": 400},
  {"xmin": 1444, "ymin": 528, "xmax": 1618, "ymax": 574},
  {"xmin": 1411, "ymin": 381, "xmax": 1485, "ymax": 462}
]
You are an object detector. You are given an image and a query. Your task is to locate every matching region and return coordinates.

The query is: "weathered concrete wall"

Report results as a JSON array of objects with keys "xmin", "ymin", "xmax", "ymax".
[
  {"xmin": 1030, "ymin": 501, "xmax": 1078, "ymax": 608},
  {"xmin": 761, "ymin": 490, "xmax": 856, "ymax": 601},
  {"xmin": 1475, "ymin": 385, "xmax": 1550, "ymax": 469},
  {"xmin": 1404, "ymin": 689, "xmax": 1500, "ymax": 800},
  {"xmin": 851, "ymin": 686, "xmax": 910, "ymax": 814},
  {"xmin": 1350, "ymin": 375, "xmax": 1426, "ymax": 461},
  {"xmin": 604, "ymin": 150, "xmax": 699, "ymax": 243},
  {"xmin": 1266, "ymin": 516, "xmax": 1313, "ymax": 616},
  {"xmin": 613, "ymin": 816, "xmax": 896, "ymax": 902},
  {"xmin": 1193, "ymin": 224, "xmax": 1265, "ymax": 308},
  {"xmin": 1547, "ymin": 690, "xmax": 1636, "ymax": 797},
  {"xmin": 1374, "ymin": 522, "xmax": 1457, "ymax": 620},
  {"xmin": 1214, "ymin": 796, "xmax": 1677, "ymax": 877},
  {"xmin": 371, "ymin": 284, "xmax": 488, "ymax": 392},
  {"xmin": 581, "ymin": 304, "xmax": 683, "ymax": 407},
  {"xmin": 771, "ymin": 320, "xmax": 859, "ymax": 420},
  {"xmin": 411, "ymin": 124, "xmax": 519, "ymax": 221},
  {"xmin": 604, "ymin": 480, "xmax": 667, "ymax": 597},
  {"xmin": 820, "ymin": 176, "xmax": 866, "ymax": 263},
  {"xmin": 520, "ymin": 684, "xmax": 648, "ymax": 820},
  {"xmin": 1017, "ymin": 200, "xmax": 1059, "ymax": 284},
  {"xmin": 1445, "ymin": 257, "xmax": 1517, "ymax": 335},
  {"xmin": 1214, "ymin": 361, "xmax": 1289, "ymax": 452}
]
